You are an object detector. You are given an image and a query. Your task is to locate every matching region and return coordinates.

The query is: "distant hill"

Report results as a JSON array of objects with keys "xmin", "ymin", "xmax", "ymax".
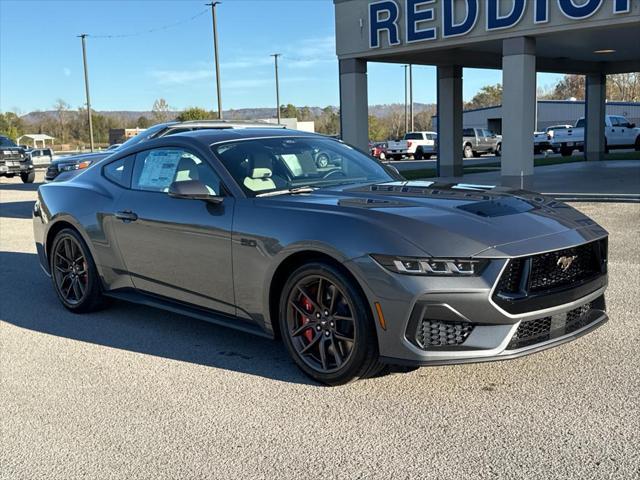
[{"xmin": 20, "ymin": 103, "xmax": 434, "ymax": 124}]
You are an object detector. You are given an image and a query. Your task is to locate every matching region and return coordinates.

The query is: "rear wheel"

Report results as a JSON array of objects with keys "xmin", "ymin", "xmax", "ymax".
[
  {"xmin": 50, "ymin": 228, "xmax": 105, "ymax": 313},
  {"xmin": 21, "ymin": 171, "xmax": 35, "ymax": 183},
  {"xmin": 378, "ymin": 152, "xmax": 386, "ymax": 160},
  {"xmin": 414, "ymin": 147, "xmax": 424, "ymax": 160},
  {"xmin": 560, "ymin": 147, "xmax": 572, "ymax": 157},
  {"xmin": 495, "ymin": 143, "xmax": 501, "ymax": 156},
  {"xmin": 634, "ymin": 136, "xmax": 640, "ymax": 151},
  {"xmin": 279, "ymin": 262, "xmax": 380, "ymax": 385}
]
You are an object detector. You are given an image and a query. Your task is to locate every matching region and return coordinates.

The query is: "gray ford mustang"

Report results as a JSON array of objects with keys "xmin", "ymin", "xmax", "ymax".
[{"xmin": 33, "ymin": 128, "xmax": 609, "ymax": 385}]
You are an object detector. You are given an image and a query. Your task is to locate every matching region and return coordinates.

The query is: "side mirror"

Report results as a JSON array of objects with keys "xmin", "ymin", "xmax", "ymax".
[
  {"xmin": 629, "ymin": 123, "xmax": 636, "ymax": 129},
  {"xmin": 168, "ymin": 180, "xmax": 223, "ymax": 204}
]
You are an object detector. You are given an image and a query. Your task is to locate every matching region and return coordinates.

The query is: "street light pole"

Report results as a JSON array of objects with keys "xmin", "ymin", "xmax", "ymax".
[
  {"xmin": 271, "ymin": 53, "xmax": 281, "ymax": 124},
  {"xmin": 403, "ymin": 65, "xmax": 408, "ymax": 134},
  {"xmin": 207, "ymin": 2, "xmax": 223, "ymax": 119},
  {"xmin": 409, "ymin": 64, "xmax": 414, "ymax": 132},
  {"xmin": 78, "ymin": 34, "xmax": 94, "ymax": 152}
]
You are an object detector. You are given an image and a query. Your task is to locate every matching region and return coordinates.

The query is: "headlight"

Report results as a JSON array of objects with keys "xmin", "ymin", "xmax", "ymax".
[
  {"xmin": 371, "ymin": 254, "xmax": 488, "ymax": 276},
  {"xmin": 59, "ymin": 160, "xmax": 92, "ymax": 172}
]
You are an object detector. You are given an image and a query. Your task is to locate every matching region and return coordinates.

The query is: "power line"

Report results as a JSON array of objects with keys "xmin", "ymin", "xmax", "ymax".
[{"xmin": 87, "ymin": 8, "xmax": 209, "ymax": 39}]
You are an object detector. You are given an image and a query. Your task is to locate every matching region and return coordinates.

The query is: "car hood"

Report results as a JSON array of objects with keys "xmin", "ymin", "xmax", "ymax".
[{"xmin": 274, "ymin": 181, "xmax": 607, "ymax": 258}]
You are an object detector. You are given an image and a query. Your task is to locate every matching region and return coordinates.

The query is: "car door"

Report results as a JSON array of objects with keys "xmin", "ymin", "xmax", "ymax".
[
  {"xmin": 607, "ymin": 117, "xmax": 621, "ymax": 146},
  {"xmin": 112, "ymin": 146, "xmax": 236, "ymax": 315}
]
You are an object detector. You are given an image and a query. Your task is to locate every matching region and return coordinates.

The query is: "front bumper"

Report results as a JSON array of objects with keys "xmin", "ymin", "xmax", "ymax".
[
  {"xmin": 348, "ymin": 240, "xmax": 608, "ymax": 367},
  {"xmin": 0, "ymin": 160, "xmax": 32, "ymax": 175}
]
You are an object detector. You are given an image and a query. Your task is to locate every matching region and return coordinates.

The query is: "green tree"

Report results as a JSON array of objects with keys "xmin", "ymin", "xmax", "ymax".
[
  {"xmin": 368, "ymin": 115, "xmax": 387, "ymax": 141},
  {"xmin": 541, "ymin": 74, "xmax": 585, "ymax": 100},
  {"xmin": 176, "ymin": 107, "xmax": 214, "ymax": 122},
  {"xmin": 136, "ymin": 116, "xmax": 151, "ymax": 128},
  {"xmin": 0, "ymin": 112, "xmax": 25, "ymax": 140},
  {"xmin": 465, "ymin": 83, "xmax": 503, "ymax": 109},
  {"xmin": 279, "ymin": 104, "xmax": 298, "ymax": 119}
]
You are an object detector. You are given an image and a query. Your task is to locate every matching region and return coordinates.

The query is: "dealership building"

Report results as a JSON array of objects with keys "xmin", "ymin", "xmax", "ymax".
[
  {"xmin": 433, "ymin": 100, "xmax": 640, "ymax": 134},
  {"xmin": 334, "ymin": 0, "xmax": 640, "ymax": 187}
]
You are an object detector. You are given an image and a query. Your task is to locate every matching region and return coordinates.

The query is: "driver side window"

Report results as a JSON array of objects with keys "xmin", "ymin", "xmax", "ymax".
[{"xmin": 132, "ymin": 148, "xmax": 222, "ymax": 195}]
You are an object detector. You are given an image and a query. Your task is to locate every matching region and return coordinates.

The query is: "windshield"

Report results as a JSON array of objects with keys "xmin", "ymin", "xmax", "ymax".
[
  {"xmin": 213, "ymin": 137, "xmax": 395, "ymax": 197},
  {"xmin": 0, "ymin": 136, "xmax": 17, "ymax": 147}
]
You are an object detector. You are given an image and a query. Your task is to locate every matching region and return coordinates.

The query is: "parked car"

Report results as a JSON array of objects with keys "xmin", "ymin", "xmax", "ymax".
[
  {"xmin": 370, "ymin": 142, "xmax": 388, "ymax": 160},
  {"xmin": 26, "ymin": 147, "xmax": 55, "ymax": 166},
  {"xmin": 34, "ymin": 128, "xmax": 609, "ymax": 385},
  {"xmin": 387, "ymin": 131, "xmax": 437, "ymax": 160},
  {"xmin": 45, "ymin": 120, "xmax": 286, "ymax": 182},
  {"xmin": 463, "ymin": 128, "xmax": 501, "ymax": 158},
  {"xmin": 533, "ymin": 125, "xmax": 573, "ymax": 154},
  {"xmin": 0, "ymin": 135, "xmax": 35, "ymax": 183},
  {"xmin": 552, "ymin": 115, "xmax": 640, "ymax": 157}
]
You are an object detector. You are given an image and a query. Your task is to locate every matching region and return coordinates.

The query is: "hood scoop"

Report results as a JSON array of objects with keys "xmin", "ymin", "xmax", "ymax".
[
  {"xmin": 457, "ymin": 196, "xmax": 535, "ymax": 217},
  {"xmin": 337, "ymin": 197, "xmax": 416, "ymax": 209}
]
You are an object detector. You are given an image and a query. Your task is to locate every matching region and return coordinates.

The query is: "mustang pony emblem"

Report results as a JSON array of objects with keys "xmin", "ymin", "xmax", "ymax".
[{"xmin": 557, "ymin": 255, "xmax": 578, "ymax": 271}]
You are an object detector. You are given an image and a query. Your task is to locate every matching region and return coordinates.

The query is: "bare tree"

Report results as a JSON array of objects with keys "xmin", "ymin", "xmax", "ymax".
[
  {"xmin": 53, "ymin": 99, "xmax": 71, "ymax": 143},
  {"xmin": 152, "ymin": 98, "xmax": 172, "ymax": 123}
]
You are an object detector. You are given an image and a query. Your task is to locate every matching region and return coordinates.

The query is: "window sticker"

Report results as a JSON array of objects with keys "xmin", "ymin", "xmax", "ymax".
[{"xmin": 138, "ymin": 150, "xmax": 182, "ymax": 190}]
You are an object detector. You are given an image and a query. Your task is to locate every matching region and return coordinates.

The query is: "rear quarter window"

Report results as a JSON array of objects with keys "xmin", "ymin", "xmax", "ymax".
[{"xmin": 103, "ymin": 156, "xmax": 132, "ymax": 188}]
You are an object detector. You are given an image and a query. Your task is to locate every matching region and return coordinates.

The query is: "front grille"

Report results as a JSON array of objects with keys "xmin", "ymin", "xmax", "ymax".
[
  {"xmin": 415, "ymin": 320, "xmax": 474, "ymax": 349},
  {"xmin": 507, "ymin": 297, "xmax": 603, "ymax": 350},
  {"xmin": 529, "ymin": 243, "xmax": 601, "ymax": 292},
  {"xmin": 493, "ymin": 239, "xmax": 607, "ymax": 313}
]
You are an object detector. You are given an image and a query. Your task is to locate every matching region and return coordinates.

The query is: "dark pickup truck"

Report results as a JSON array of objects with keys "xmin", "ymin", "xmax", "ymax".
[{"xmin": 0, "ymin": 135, "xmax": 35, "ymax": 183}]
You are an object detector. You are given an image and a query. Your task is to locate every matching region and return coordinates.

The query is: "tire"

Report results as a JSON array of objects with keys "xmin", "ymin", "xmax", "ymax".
[
  {"xmin": 414, "ymin": 148, "xmax": 424, "ymax": 160},
  {"xmin": 560, "ymin": 147, "xmax": 572, "ymax": 157},
  {"xmin": 5, "ymin": 173, "xmax": 15, "ymax": 178},
  {"xmin": 495, "ymin": 143, "xmax": 501, "ymax": 157},
  {"xmin": 50, "ymin": 228, "xmax": 105, "ymax": 313},
  {"xmin": 378, "ymin": 152, "xmax": 386, "ymax": 160},
  {"xmin": 21, "ymin": 171, "xmax": 35, "ymax": 183},
  {"xmin": 635, "ymin": 136, "xmax": 640, "ymax": 152},
  {"xmin": 463, "ymin": 144, "xmax": 473, "ymax": 159},
  {"xmin": 316, "ymin": 153, "xmax": 330, "ymax": 168},
  {"xmin": 279, "ymin": 262, "xmax": 381, "ymax": 386}
]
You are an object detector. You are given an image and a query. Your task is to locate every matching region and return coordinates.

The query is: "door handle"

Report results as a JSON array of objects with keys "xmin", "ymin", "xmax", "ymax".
[{"xmin": 115, "ymin": 210, "xmax": 138, "ymax": 222}]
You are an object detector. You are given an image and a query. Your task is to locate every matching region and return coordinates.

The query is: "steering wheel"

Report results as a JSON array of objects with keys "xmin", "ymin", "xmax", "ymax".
[{"xmin": 322, "ymin": 169, "xmax": 346, "ymax": 180}]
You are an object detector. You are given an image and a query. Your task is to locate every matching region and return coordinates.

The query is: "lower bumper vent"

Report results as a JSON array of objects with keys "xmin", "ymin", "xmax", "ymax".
[
  {"xmin": 416, "ymin": 320, "xmax": 474, "ymax": 349},
  {"xmin": 507, "ymin": 296, "xmax": 604, "ymax": 350}
]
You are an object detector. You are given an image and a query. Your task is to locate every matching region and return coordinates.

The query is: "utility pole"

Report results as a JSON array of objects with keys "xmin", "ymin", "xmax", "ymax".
[
  {"xmin": 409, "ymin": 64, "xmax": 414, "ymax": 132},
  {"xmin": 403, "ymin": 65, "xmax": 408, "ymax": 134},
  {"xmin": 207, "ymin": 2, "xmax": 223, "ymax": 119},
  {"xmin": 271, "ymin": 53, "xmax": 281, "ymax": 124},
  {"xmin": 78, "ymin": 34, "xmax": 94, "ymax": 152}
]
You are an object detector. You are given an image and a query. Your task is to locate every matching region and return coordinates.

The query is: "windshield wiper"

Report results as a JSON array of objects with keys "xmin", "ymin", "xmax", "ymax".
[{"xmin": 256, "ymin": 186, "xmax": 316, "ymax": 197}]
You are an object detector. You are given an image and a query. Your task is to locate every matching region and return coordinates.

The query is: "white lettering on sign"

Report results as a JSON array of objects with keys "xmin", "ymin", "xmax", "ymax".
[{"xmin": 368, "ymin": 0, "xmax": 632, "ymax": 48}]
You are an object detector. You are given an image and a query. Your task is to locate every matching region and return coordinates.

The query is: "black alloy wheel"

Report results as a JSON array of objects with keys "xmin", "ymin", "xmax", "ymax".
[
  {"xmin": 51, "ymin": 229, "xmax": 104, "ymax": 312},
  {"xmin": 280, "ymin": 263, "xmax": 381, "ymax": 385}
]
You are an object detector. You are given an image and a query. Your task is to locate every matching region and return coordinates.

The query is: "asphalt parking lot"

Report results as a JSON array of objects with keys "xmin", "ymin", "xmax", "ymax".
[{"xmin": 1, "ymin": 172, "xmax": 639, "ymax": 479}]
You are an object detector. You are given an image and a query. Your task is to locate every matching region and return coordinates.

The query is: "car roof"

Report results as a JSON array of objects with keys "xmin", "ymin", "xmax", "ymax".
[
  {"xmin": 170, "ymin": 119, "xmax": 286, "ymax": 129},
  {"xmin": 170, "ymin": 127, "xmax": 322, "ymax": 146}
]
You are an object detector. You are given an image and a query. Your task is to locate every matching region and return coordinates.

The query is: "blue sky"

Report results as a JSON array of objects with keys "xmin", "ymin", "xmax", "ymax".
[{"xmin": 0, "ymin": 0, "xmax": 562, "ymax": 113}]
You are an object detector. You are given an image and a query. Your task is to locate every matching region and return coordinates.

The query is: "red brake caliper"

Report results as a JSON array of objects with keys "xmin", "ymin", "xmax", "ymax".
[{"xmin": 301, "ymin": 297, "xmax": 314, "ymax": 342}]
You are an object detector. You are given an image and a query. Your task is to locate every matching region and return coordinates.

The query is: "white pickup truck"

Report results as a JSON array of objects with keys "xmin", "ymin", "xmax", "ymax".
[
  {"xmin": 386, "ymin": 131, "xmax": 437, "ymax": 160},
  {"xmin": 552, "ymin": 115, "xmax": 640, "ymax": 157}
]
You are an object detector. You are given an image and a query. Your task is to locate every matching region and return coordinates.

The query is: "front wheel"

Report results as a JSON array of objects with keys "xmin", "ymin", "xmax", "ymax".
[
  {"xmin": 279, "ymin": 263, "xmax": 381, "ymax": 385},
  {"xmin": 560, "ymin": 147, "xmax": 572, "ymax": 157},
  {"xmin": 463, "ymin": 144, "xmax": 473, "ymax": 159},
  {"xmin": 495, "ymin": 144, "xmax": 501, "ymax": 156},
  {"xmin": 50, "ymin": 228, "xmax": 105, "ymax": 313},
  {"xmin": 414, "ymin": 148, "xmax": 424, "ymax": 160},
  {"xmin": 378, "ymin": 152, "xmax": 386, "ymax": 160},
  {"xmin": 635, "ymin": 136, "xmax": 640, "ymax": 151},
  {"xmin": 21, "ymin": 170, "xmax": 35, "ymax": 183}
]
